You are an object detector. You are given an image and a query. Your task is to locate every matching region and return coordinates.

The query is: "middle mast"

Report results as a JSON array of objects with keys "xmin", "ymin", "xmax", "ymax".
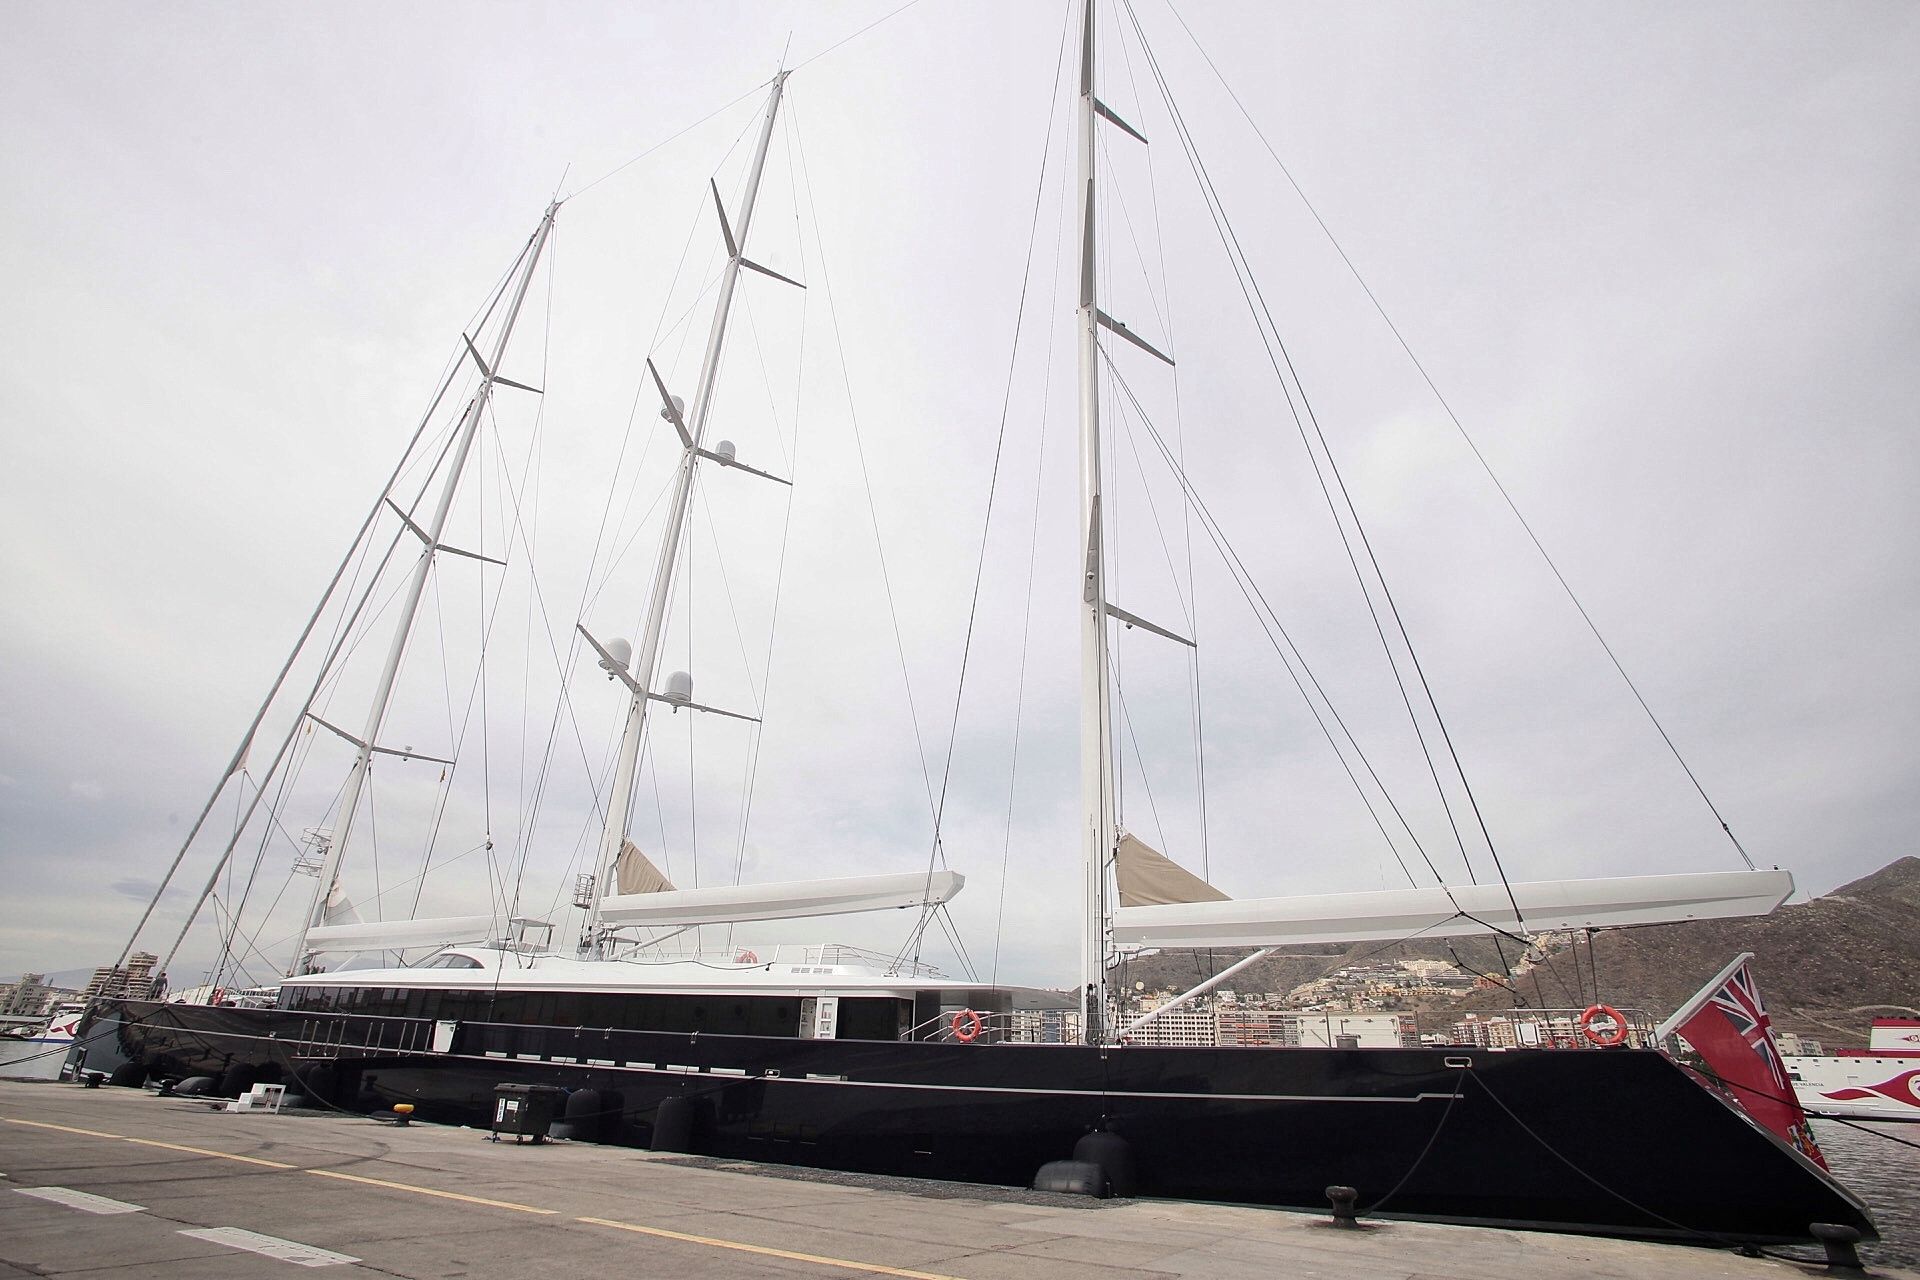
[
  {"xmin": 1075, "ymin": 0, "xmax": 1116, "ymax": 1044},
  {"xmin": 1072, "ymin": 0, "xmax": 1175, "ymax": 1042},
  {"xmin": 582, "ymin": 71, "xmax": 792, "ymax": 954}
]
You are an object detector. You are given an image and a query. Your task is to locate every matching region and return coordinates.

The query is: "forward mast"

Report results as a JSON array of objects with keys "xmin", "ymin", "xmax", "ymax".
[{"xmin": 288, "ymin": 205, "xmax": 558, "ymax": 974}]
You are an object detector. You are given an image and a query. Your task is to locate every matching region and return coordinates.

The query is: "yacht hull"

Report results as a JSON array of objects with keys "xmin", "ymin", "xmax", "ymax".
[{"xmin": 86, "ymin": 999, "xmax": 1874, "ymax": 1244}]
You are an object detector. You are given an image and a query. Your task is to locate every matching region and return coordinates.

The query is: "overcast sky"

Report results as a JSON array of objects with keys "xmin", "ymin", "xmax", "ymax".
[{"xmin": 3, "ymin": 1, "xmax": 1916, "ymax": 991}]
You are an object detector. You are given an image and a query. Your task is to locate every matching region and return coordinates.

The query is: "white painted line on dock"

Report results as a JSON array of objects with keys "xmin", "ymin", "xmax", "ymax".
[
  {"xmin": 15, "ymin": 1185, "xmax": 146, "ymax": 1215},
  {"xmin": 179, "ymin": 1227, "xmax": 358, "ymax": 1268}
]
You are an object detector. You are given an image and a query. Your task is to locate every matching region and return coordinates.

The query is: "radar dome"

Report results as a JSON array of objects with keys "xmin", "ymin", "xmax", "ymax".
[{"xmin": 598, "ymin": 637, "xmax": 633, "ymax": 677}]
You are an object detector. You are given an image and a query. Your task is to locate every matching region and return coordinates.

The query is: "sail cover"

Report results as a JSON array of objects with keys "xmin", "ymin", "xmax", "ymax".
[
  {"xmin": 1112, "ymin": 868, "xmax": 1793, "ymax": 949},
  {"xmin": 1115, "ymin": 833, "xmax": 1228, "ymax": 907},
  {"xmin": 616, "ymin": 841, "xmax": 675, "ymax": 895},
  {"xmin": 598, "ymin": 870, "xmax": 964, "ymax": 928},
  {"xmin": 303, "ymin": 914, "xmax": 505, "ymax": 954}
]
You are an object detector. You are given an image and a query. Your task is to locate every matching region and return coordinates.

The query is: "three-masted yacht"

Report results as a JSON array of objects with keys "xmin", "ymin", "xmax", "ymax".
[{"xmin": 85, "ymin": 2, "xmax": 1874, "ymax": 1246}]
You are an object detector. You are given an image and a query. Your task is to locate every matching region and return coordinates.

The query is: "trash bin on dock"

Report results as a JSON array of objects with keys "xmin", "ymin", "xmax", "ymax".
[{"xmin": 491, "ymin": 1083, "xmax": 563, "ymax": 1143}]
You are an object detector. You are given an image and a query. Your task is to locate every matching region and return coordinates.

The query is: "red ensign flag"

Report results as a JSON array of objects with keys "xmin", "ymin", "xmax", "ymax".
[{"xmin": 1665, "ymin": 952, "xmax": 1826, "ymax": 1169}]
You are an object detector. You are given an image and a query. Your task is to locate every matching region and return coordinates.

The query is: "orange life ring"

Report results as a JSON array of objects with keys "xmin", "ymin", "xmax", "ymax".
[
  {"xmin": 1580, "ymin": 1003, "xmax": 1629, "ymax": 1047},
  {"xmin": 950, "ymin": 1009, "xmax": 984, "ymax": 1043},
  {"xmin": 734, "ymin": 949, "xmax": 759, "ymax": 965}
]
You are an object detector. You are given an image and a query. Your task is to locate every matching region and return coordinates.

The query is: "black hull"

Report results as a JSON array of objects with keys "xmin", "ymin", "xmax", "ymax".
[{"xmin": 87, "ymin": 1000, "xmax": 1875, "ymax": 1245}]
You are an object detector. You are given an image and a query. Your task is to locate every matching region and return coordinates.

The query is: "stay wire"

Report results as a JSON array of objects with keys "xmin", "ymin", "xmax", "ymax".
[
  {"xmin": 566, "ymin": 84, "xmax": 768, "ymax": 203},
  {"xmin": 1122, "ymin": 0, "xmax": 1515, "ymax": 933},
  {"xmin": 787, "ymin": 97, "xmax": 942, "ymax": 838},
  {"xmin": 1105, "ymin": 1, "xmax": 1211, "ymax": 880},
  {"xmin": 723, "ymin": 102, "xmax": 811, "ymax": 950},
  {"xmin": 992, "ymin": 19, "xmax": 1074, "ymax": 989},
  {"xmin": 917, "ymin": 0, "xmax": 1073, "ymax": 906},
  {"xmin": 1158, "ymin": 2, "xmax": 1754, "ymax": 873},
  {"xmin": 1104, "ymin": 355, "xmax": 1435, "ymax": 891},
  {"xmin": 789, "ymin": 0, "xmax": 927, "ymax": 75}
]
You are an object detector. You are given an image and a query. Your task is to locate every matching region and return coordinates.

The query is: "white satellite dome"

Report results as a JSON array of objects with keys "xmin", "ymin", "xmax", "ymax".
[{"xmin": 597, "ymin": 636, "xmax": 633, "ymax": 677}]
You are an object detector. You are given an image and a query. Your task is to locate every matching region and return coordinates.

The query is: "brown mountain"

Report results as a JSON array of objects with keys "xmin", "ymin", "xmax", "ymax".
[
  {"xmin": 1499, "ymin": 857, "xmax": 1920, "ymax": 1044},
  {"xmin": 1119, "ymin": 857, "xmax": 1920, "ymax": 1046}
]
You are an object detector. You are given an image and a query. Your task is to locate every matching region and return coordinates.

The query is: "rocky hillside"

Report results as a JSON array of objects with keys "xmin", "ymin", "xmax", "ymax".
[{"xmin": 1120, "ymin": 857, "xmax": 1920, "ymax": 1045}]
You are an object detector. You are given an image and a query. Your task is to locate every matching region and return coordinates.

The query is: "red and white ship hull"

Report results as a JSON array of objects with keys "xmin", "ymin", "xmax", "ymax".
[{"xmin": 1787, "ymin": 1018, "xmax": 1920, "ymax": 1122}]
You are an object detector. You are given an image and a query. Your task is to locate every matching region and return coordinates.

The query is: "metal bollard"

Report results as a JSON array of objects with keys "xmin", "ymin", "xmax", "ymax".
[
  {"xmin": 1808, "ymin": 1223, "xmax": 1865, "ymax": 1272},
  {"xmin": 392, "ymin": 1103, "xmax": 415, "ymax": 1127},
  {"xmin": 1326, "ymin": 1185, "xmax": 1359, "ymax": 1227}
]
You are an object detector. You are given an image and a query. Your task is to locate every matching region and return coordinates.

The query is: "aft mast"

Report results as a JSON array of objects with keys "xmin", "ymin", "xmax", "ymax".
[
  {"xmin": 1075, "ymin": 0, "xmax": 1116, "ymax": 1045},
  {"xmin": 581, "ymin": 72, "xmax": 793, "ymax": 955},
  {"xmin": 1074, "ymin": 0, "xmax": 1172, "ymax": 1043},
  {"xmin": 287, "ymin": 204, "xmax": 558, "ymax": 974}
]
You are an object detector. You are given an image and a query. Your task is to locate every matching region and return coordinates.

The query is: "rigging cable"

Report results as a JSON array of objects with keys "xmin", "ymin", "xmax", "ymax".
[
  {"xmin": 721, "ymin": 99, "xmax": 810, "ymax": 953},
  {"xmin": 1114, "ymin": 8, "xmax": 1212, "ymax": 882},
  {"xmin": 1158, "ymin": 2, "xmax": 1755, "ymax": 873},
  {"xmin": 991, "ymin": 14, "xmax": 1074, "ymax": 989},
  {"xmin": 787, "ymin": 96, "xmax": 944, "ymax": 849},
  {"xmin": 910, "ymin": 0, "xmax": 1074, "ymax": 929},
  {"xmin": 1118, "ymin": 4, "xmax": 1524, "ymax": 986},
  {"xmin": 1103, "ymin": 355, "xmax": 1434, "ymax": 892},
  {"xmin": 1120, "ymin": 0, "xmax": 1517, "ymax": 919},
  {"xmin": 113, "ymin": 246, "xmax": 521, "ymax": 976}
]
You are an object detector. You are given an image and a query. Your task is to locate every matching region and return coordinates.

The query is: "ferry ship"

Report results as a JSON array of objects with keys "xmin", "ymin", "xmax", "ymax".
[{"xmin": 1788, "ymin": 1018, "xmax": 1920, "ymax": 1122}]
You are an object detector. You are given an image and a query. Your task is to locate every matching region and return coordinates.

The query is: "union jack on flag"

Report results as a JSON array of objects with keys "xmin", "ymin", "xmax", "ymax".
[
  {"xmin": 1668, "ymin": 953, "xmax": 1827, "ymax": 1169},
  {"xmin": 1705, "ymin": 963, "xmax": 1794, "ymax": 1093}
]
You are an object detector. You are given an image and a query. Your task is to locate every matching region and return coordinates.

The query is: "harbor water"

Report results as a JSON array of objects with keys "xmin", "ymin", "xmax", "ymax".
[{"xmin": 1812, "ymin": 1117, "xmax": 1920, "ymax": 1269}]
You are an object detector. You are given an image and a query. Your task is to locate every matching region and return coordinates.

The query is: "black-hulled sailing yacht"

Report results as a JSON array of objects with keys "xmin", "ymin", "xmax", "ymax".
[{"xmin": 86, "ymin": 3, "xmax": 1875, "ymax": 1246}]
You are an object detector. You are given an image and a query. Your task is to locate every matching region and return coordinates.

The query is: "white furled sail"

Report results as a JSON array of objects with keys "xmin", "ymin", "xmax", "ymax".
[
  {"xmin": 598, "ymin": 870, "xmax": 964, "ymax": 929},
  {"xmin": 303, "ymin": 915, "xmax": 507, "ymax": 954},
  {"xmin": 1111, "ymin": 868, "xmax": 1793, "ymax": 949},
  {"xmin": 615, "ymin": 841, "xmax": 675, "ymax": 895},
  {"xmin": 1115, "ymin": 833, "xmax": 1228, "ymax": 908},
  {"xmin": 321, "ymin": 886, "xmax": 361, "ymax": 927}
]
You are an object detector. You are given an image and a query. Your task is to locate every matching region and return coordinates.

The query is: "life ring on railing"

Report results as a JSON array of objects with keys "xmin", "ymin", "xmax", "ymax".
[
  {"xmin": 1579, "ymin": 1004, "xmax": 1629, "ymax": 1047},
  {"xmin": 734, "ymin": 949, "xmax": 759, "ymax": 965},
  {"xmin": 950, "ymin": 1009, "xmax": 984, "ymax": 1043}
]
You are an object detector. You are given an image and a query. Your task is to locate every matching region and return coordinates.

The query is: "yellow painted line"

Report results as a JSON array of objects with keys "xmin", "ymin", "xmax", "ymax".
[
  {"xmin": 305, "ymin": 1168, "xmax": 557, "ymax": 1215},
  {"xmin": 121, "ymin": 1137, "xmax": 294, "ymax": 1169},
  {"xmin": 2, "ymin": 1117, "xmax": 126, "ymax": 1140},
  {"xmin": 577, "ymin": 1216, "xmax": 964, "ymax": 1280},
  {"xmin": 3, "ymin": 1116, "xmax": 295, "ymax": 1168}
]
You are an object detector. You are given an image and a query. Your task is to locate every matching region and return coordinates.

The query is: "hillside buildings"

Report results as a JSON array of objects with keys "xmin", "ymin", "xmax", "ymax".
[{"xmin": 81, "ymin": 951, "xmax": 163, "ymax": 1002}]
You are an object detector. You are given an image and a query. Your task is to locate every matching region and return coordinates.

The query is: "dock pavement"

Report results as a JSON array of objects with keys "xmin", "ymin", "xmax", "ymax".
[{"xmin": 0, "ymin": 1079, "xmax": 1905, "ymax": 1279}]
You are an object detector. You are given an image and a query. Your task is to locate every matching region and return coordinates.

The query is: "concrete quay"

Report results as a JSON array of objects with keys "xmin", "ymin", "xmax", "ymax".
[{"xmin": 0, "ymin": 1080, "xmax": 1904, "ymax": 1279}]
